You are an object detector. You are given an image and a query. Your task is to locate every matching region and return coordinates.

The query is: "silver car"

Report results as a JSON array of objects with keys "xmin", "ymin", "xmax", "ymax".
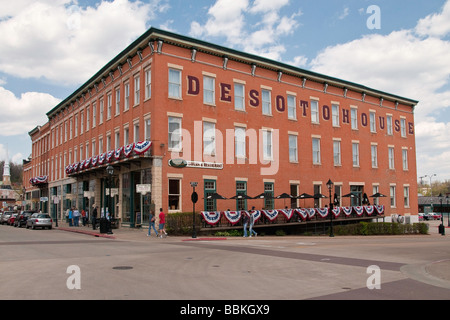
[{"xmin": 26, "ymin": 213, "xmax": 53, "ymax": 230}]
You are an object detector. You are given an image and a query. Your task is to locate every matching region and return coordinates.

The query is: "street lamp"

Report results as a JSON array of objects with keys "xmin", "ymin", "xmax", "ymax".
[
  {"xmin": 326, "ymin": 179, "xmax": 334, "ymax": 237},
  {"xmin": 101, "ymin": 165, "xmax": 114, "ymax": 234},
  {"xmin": 425, "ymin": 174, "xmax": 436, "ymax": 212},
  {"xmin": 439, "ymin": 193, "xmax": 445, "ymax": 236},
  {"xmin": 190, "ymin": 182, "xmax": 198, "ymax": 239},
  {"xmin": 447, "ymin": 195, "xmax": 449, "ymax": 227}
]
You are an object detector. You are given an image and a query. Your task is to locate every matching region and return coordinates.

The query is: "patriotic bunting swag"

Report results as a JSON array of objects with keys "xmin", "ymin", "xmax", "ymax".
[
  {"xmin": 199, "ymin": 206, "xmax": 385, "ymax": 226},
  {"xmin": 65, "ymin": 141, "xmax": 152, "ymax": 177}
]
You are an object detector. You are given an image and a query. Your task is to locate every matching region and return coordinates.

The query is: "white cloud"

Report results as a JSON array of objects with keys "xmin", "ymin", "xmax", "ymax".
[
  {"xmin": 0, "ymin": 87, "xmax": 61, "ymax": 136},
  {"xmin": 189, "ymin": 0, "xmax": 301, "ymax": 61},
  {"xmin": 308, "ymin": 1, "xmax": 450, "ymax": 180},
  {"xmin": 0, "ymin": 0, "xmax": 164, "ymax": 85},
  {"xmin": 416, "ymin": 0, "xmax": 450, "ymax": 37}
]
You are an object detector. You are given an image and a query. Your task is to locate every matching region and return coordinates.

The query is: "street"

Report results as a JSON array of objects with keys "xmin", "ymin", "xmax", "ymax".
[{"xmin": 1, "ymin": 222, "xmax": 449, "ymax": 304}]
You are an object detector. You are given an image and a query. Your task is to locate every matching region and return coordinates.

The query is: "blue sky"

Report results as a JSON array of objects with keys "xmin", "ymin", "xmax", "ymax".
[{"xmin": 0, "ymin": 0, "xmax": 449, "ymax": 182}]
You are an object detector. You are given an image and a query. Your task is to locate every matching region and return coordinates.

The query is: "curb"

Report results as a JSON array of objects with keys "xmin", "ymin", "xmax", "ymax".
[
  {"xmin": 56, "ymin": 227, "xmax": 116, "ymax": 239},
  {"xmin": 182, "ymin": 237, "xmax": 227, "ymax": 241}
]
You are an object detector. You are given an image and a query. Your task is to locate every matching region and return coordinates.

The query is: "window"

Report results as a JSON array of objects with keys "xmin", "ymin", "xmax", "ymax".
[
  {"xmin": 371, "ymin": 145, "xmax": 378, "ymax": 168},
  {"xmin": 390, "ymin": 186, "xmax": 396, "ymax": 208},
  {"xmin": 74, "ymin": 114, "xmax": 78, "ymax": 137},
  {"xmin": 134, "ymin": 75, "xmax": 140, "ymax": 105},
  {"xmin": 115, "ymin": 132, "xmax": 120, "ymax": 149},
  {"xmin": 351, "ymin": 108, "xmax": 358, "ymax": 130},
  {"xmin": 145, "ymin": 68, "xmax": 151, "ymax": 100},
  {"xmin": 92, "ymin": 140, "xmax": 96, "ymax": 157},
  {"xmin": 203, "ymin": 122, "xmax": 216, "ymax": 156},
  {"xmin": 289, "ymin": 135, "xmax": 298, "ymax": 163},
  {"xmin": 80, "ymin": 113, "xmax": 84, "ymax": 134},
  {"xmin": 387, "ymin": 115, "xmax": 393, "ymax": 135},
  {"xmin": 168, "ymin": 179, "xmax": 181, "ymax": 211},
  {"xmin": 203, "ymin": 76, "xmax": 215, "ymax": 105},
  {"xmin": 99, "ymin": 138, "xmax": 103, "ymax": 154},
  {"xmin": 115, "ymin": 88, "xmax": 120, "ymax": 115},
  {"xmin": 372, "ymin": 185, "xmax": 379, "ymax": 205},
  {"xmin": 107, "ymin": 94, "xmax": 112, "ymax": 119},
  {"xmin": 352, "ymin": 142, "xmax": 359, "ymax": 167},
  {"xmin": 311, "ymin": 100, "xmax": 319, "ymax": 123},
  {"xmin": 168, "ymin": 117, "xmax": 182, "ymax": 151},
  {"xmin": 124, "ymin": 83, "xmax": 130, "ymax": 110},
  {"xmin": 402, "ymin": 149, "xmax": 408, "ymax": 170},
  {"xmin": 106, "ymin": 135, "xmax": 111, "ymax": 152},
  {"xmin": 262, "ymin": 89, "xmax": 271, "ymax": 115},
  {"xmin": 134, "ymin": 123, "xmax": 140, "ymax": 143},
  {"xmin": 145, "ymin": 118, "xmax": 151, "ymax": 141},
  {"xmin": 388, "ymin": 147, "xmax": 395, "ymax": 169},
  {"xmin": 235, "ymin": 127, "xmax": 246, "ymax": 158},
  {"xmin": 287, "ymin": 95, "xmax": 296, "ymax": 119},
  {"xmin": 99, "ymin": 99, "xmax": 104, "ymax": 124},
  {"xmin": 264, "ymin": 182, "xmax": 274, "ymax": 209},
  {"xmin": 370, "ymin": 112, "xmax": 376, "ymax": 132},
  {"xmin": 263, "ymin": 129, "xmax": 273, "ymax": 160},
  {"xmin": 333, "ymin": 140, "xmax": 341, "ymax": 166},
  {"xmin": 401, "ymin": 118, "xmax": 406, "ymax": 137},
  {"xmin": 234, "ymin": 83, "xmax": 245, "ymax": 111},
  {"xmin": 204, "ymin": 180, "xmax": 217, "ymax": 211},
  {"xmin": 92, "ymin": 103, "xmax": 97, "ymax": 127},
  {"xmin": 312, "ymin": 138, "xmax": 321, "ymax": 164},
  {"xmin": 236, "ymin": 181, "xmax": 248, "ymax": 210},
  {"xmin": 86, "ymin": 107, "xmax": 90, "ymax": 131},
  {"xmin": 169, "ymin": 68, "xmax": 181, "ymax": 99},
  {"xmin": 403, "ymin": 186, "xmax": 410, "ymax": 207},
  {"xmin": 332, "ymin": 104, "xmax": 339, "ymax": 127},
  {"xmin": 124, "ymin": 127, "xmax": 129, "ymax": 146}
]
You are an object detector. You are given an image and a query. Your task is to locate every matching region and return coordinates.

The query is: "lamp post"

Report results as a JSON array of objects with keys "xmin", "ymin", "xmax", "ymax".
[
  {"xmin": 326, "ymin": 179, "xmax": 334, "ymax": 237},
  {"xmin": 101, "ymin": 165, "xmax": 114, "ymax": 234},
  {"xmin": 438, "ymin": 193, "xmax": 445, "ymax": 236},
  {"xmin": 425, "ymin": 174, "xmax": 436, "ymax": 212},
  {"xmin": 190, "ymin": 182, "xmax": 198, "ymax": 239},
  {"xmin": 447, "ymin": 195, "xmax": 449, "ymax": 227}
]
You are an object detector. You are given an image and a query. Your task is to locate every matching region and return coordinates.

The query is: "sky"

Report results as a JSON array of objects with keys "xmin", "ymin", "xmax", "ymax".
[{"xmin": 0, "ymin": 0, "xmax": 450, "ymax": 183}]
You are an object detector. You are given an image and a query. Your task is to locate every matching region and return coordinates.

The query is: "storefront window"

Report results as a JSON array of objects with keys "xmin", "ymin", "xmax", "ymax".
[
  {"xmin": 122, "ymin": 172, "xmax": 131, "ymax": 223},
  {"xmin": 168, "ymin": 179, "xmax": 180, "ymax": 211}
]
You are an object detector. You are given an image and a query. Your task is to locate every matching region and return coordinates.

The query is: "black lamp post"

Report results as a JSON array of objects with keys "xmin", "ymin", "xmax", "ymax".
[
  {"xmin": 447, "ymin": 195, "xmax": 449, "ymax": 227},
  {"xmin": 326, "ymin": 179, "xmax": 334, "ymax": 237},
  {"xmin": 439, "ymin": 193, "xmax": 445, "ymax": 236},
  {"xmin": 190, "ymin": 182, "xmax": 198, "ymax": 239},
  {"xmin": 101, "ymin": 165, "xmax": 114, "ymax": 234}
]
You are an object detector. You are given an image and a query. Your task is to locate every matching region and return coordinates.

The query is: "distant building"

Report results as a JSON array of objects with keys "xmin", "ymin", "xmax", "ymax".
[{"xmin": 23, "ymin": 28, "xmax": 419, "ymax": 226}]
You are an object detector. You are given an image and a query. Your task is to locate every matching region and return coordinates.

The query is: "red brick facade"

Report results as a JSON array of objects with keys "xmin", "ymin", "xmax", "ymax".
[{"xmin": 24, "ymin": 28, "xmax": 418, "ymax": 225}]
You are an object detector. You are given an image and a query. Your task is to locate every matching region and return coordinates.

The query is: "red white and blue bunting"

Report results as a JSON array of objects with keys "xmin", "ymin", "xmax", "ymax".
[
  {"xmin": 200, "ymin": 206, "xmax": 385, "ymax": 226},
  {"xmin": 65, "ymin": 141, "xmax": 152, "ymax": 176},
  {"xmin": 29, "ymin": 175, "xmax": 48, "ymax": 186}
]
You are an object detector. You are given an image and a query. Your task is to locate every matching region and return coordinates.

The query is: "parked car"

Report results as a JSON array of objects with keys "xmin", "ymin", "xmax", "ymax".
[
  {"xmin": 26, "ymin": 213, "xmax": 53, "ymax": 230},
  {"xmin": 1, "ymin": 211, "xmax": 15, "ymax": 225},
  {"xmin": 428, "ymin": 212, "xmax": 442, "ymax": 220},
  {"xmin": 7, "ymin": 213, "xmax": 18, "ymax": 226},
  {"xmin": 15, "ymin": 211, "xmax": 36, "ymax": 228}
]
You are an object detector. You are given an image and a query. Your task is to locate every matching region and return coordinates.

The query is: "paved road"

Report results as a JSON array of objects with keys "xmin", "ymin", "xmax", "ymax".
[{"xmin": 1, "ymin": 221, "xmax": 449, "ymax": 305}]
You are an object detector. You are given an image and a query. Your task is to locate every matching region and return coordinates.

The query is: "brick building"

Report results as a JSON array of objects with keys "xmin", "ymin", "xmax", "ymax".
[{"xmin": 23, "ymin": 28, "xmax": 419, "ymax": 227}]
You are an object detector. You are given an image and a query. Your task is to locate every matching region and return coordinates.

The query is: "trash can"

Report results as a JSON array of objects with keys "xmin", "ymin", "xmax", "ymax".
[
  {"xmin": 99, "ymin": 218, "xmax": 109, "ymax": 234},
  {"xmin": 439, "ymin": 224, "xmax": 445, "ymax": 235}
]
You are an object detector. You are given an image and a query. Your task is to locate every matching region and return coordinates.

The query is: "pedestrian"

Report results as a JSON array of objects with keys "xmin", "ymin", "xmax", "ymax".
[
  {"xmin": 92, "ymin": 206, "xmax": 98, "ymax": 230},
  {"xmin": 68, "ymin": 207, "xmax": 73, "ymax": 227},
  {"xmin": 242, "ymin": 211, "xmax": 249, "ymax": 237},
  {"xmin": 147, "ymin": 210, "xmax": 158, "ymax": 237},
  {"xmin": 249, "ymin": 206, "xmax": 257, "ymax": 237},
  {"xmin": 73, "ymin": 207, "xmax": 80, "ymax": 227},
  {"xmin": 158, "ymin": 208, "xmax": 167, "ymax": 238},
  {"xmin": 81, "ymin": 209, "xmax": 87, "ymax": 226}
]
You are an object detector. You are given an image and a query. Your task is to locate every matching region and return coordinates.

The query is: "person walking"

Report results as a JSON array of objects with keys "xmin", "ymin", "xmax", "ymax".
[
  {"xmin": 73, "ymin": 207, "xmax": 80, "ymax": 227},
  {"xmin": 68, "ymin": 207, "xmax": 73, "ymax": 227},
  {"xmin": 249, "ymin": 206, "xmax": 257, "ymax": 237},
  {"xmin": 92, "ymin": 206, "xmax": 98, "ymax": 230},
  {"xmin": 147, "ymin": 210, "xmax": 158, "ymax": 237},
  {"xmin": 158, "ymin": 208, "xmax": 166, "ymax": 238},
  {"xmin": 242, "ymin": 211, "xmax": 249, "ymax": 237}
]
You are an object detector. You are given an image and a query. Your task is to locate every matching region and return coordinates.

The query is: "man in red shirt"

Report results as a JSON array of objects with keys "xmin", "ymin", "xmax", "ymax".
[{"xmin": 158, "ymin": 208, "xmax": 167, "ymax": 238}]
